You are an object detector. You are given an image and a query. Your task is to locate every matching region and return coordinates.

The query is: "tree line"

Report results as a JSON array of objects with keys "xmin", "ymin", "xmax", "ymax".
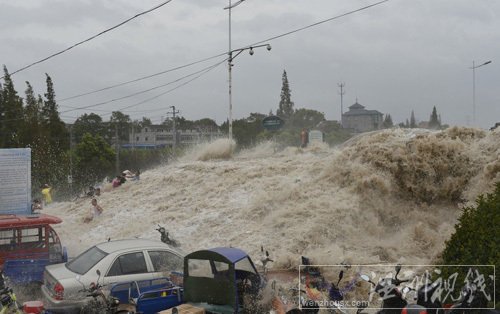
[
  {"xmin": 0, "ymin": 66, "xmax": 70, "ymax": 197},
  {"xmin": 0, "ymin": 66, "xmax": 172, "ymax": 198},
  {"xmin": 6, "ymin": 66, "xmax": 446, "ymax": 198}
]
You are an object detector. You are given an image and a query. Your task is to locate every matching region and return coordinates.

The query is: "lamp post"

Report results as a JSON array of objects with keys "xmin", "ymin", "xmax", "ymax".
[
  {"xmin": 471, "ymin": 60, "xmax": 492, "ymax": 125},
  {"xmin": 224, "ymin": 0, "xmax": 271, "ymax": 139}
]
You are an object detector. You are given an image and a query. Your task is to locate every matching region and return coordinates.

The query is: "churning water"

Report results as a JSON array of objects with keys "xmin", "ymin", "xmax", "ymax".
[{"xmin": 45, "ymin": 127, "xmax": 500, "ymax": 269}]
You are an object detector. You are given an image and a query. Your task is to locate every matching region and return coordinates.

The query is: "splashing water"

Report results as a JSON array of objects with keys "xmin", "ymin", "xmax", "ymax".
[{"xmin": 45, "ymin": 127, "xmax": 500, "ymax": 269}]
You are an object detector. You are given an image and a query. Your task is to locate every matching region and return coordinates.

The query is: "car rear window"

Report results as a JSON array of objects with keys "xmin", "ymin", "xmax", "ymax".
[{"xmin": 66, "ymin": 246, "xmax": 107, "ymax": 275}]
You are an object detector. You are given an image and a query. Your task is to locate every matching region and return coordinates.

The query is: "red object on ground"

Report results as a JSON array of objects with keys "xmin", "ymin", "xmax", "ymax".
[{"xmin": 23, "ymin": 301, "xmax": 45, "ymax": 314}]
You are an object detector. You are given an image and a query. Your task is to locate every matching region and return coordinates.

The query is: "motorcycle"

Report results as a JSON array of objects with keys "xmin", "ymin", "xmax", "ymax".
[
  {"xmin": 78, "ymin": 270, "xmax": 134, "ymax": 314},
  {"xmin": 0, "ymin": 271, "xmax": 21, "ymax": 314},
  {"xmin": 156, "ymin": 225, "xmax": 180, "ymax": 247},
  {"xmin": 360, "ymin": 265, "xmax": 410, "ymax": 314}
]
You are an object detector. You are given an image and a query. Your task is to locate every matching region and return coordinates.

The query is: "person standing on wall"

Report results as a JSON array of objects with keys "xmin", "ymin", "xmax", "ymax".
[{"xmin": 300, "ymin": 128, "xmax": 309, "ymax": 148}]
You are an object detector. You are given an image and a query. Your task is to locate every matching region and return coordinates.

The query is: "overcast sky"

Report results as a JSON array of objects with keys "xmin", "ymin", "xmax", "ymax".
[{"xmin": 1, "ymin": 0, "xmax": 498, "ymax": 129}]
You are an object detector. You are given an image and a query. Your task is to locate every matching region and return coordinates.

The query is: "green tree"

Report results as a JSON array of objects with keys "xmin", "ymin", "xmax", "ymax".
[
  {"xmin": 383, "ymin": 114, "xmax": 394, "ymax": 128},
  {"xmin": 410, "ymin": 110, "xmax": 417, "ymax": 128},
  {"xmin": 193, "ymin": 118, "xmax": 218, "ymax": 131},
  {"xmin": 0, "ymin": 66, "xmax": 24, "ymax": 148},
  {"xmin": 221, "ymin": 113, "xmax": 264, "ymax": 147},
  {"xmin": 140, "ymin": 117, "xmax": 152, "ymax": 128},
  {"xmin": 20, "ymin": 82, "xmax": 43, "ymax": 146},
  {"xmin": 319, "ymin": 121, "xmax": 352, "ymax": 145},
  {"xmin": 277, "ymin": 70, "xmax": 294, "ymax": 119},
  {"xmin": 73, "ymin": 133, "xmax": 116, "ymax": 190},
  {"xmin": 73, "ymin": 113, "xmax": 106, "ymax": 143},
  {"xmin": 287, "ymin": 108, "xmax": 325, "ymax": 129},
  {"xmin": 42, "ymin": 74, "xmax": 69, "ymax": 150},
  {"xmin": 109, "ymin": 111, "xmax": 131, "ymax": 142},
  {"xmin": 440, "ymin": 183, "xmax": 500, "ymax": 308},
  {"xmin": 428, "ymin": 106, "xmax": 440, "ymax": 129}
]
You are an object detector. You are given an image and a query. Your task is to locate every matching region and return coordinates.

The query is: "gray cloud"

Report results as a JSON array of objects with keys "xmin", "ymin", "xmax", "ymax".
[{"xmin": 1, "ymin": 0, "xmax": 498, "ymax": 128}]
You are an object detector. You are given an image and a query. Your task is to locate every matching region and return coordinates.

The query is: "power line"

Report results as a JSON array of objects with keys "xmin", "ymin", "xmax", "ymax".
[
  {"xmin": 54, "ymin": 0, "xmax": 389, "ymax": 103},
  {"xmin": 248, "ymin": 0, "xmax": 390, "ymax": 47},
  {"xmin": 1, "ymin": 0, "xmax": 175, "ymax": 79},
  {"xmin": 61, "ymin": 59, "xmax": 227, "ymax": 114},
  {"xmin": 57, "ymin": 53, "xmax": 225, "ymax": 102},
  {"xmin": 117, "ymin": 59, "xmax": 226, "ymax": 111},
  {"xmin": 2, "ymin": 0, "xmax": 390, "ymax": 123}
]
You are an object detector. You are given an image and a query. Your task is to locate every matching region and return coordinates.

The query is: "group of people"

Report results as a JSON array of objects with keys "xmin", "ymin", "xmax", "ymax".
[
  {"xmin": 85, "ymin": 169, "xmax": 140, "ymax": 222},
  {"xmin": 33, "ymin": 169, "xmax": 141, "ymax": 222},
  {"xmin": 32, "ymin": 184, "xmax": 52, "ymax": 213},
  {"xmin": 112, "ymin": 169, "xmax": 140, "ymax": 188}
]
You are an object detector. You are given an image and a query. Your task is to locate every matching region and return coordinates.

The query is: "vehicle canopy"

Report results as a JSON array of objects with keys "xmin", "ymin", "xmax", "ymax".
[
  {"xmin": 0, "ymin": 214, "xmax": 66, "ymax": 283},
  {"xmin": 183, "ymin": 247, "xmax": 260, "ymax": 313},
  {"xmin": 0, "ymin": 214, "xmax": 62, "ymax": 229}
]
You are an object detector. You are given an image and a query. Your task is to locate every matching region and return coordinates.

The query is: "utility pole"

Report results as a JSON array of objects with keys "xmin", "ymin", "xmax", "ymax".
[
  {"xmin": 69, "ymin": 125, "xmax": 73, "ymax": 195},
  {"xmin": 338, "ymin": 82, "xmax": 345, "ymax": 127},
  {"xmin": 224, "ymin": 0, "xmax": 246, "ymax": 140},
  {"xmin": 169, "ymin": 106, "xmax": 180, "ymax": 149},
  {"xmin": 115, "ymin": 124, "xmax": 120, "ymax": 175}
]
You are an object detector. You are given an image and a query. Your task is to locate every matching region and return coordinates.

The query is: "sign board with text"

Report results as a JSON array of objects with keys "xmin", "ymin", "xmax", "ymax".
[
  {"xmin": 262, "ymin": 115, "xmax": 284, "ymax": 131},
  {"xmin": 0, "ymin": 148, "xmax": 31, "ymax": 215},
  {"xmin": 308, "ymin": 130, "xmax": 324, "ymax": 143}
]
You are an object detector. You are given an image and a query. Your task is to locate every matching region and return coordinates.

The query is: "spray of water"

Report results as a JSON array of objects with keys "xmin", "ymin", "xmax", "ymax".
[{"xmin": 45, "ymin": 127, "xmax": 499, "ymax": 269}]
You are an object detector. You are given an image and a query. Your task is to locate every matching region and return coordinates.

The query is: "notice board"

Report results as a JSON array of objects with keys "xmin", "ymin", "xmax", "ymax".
[{"xmin": 0, "ymin": 148, "xmax": 31, "ymax": 215}]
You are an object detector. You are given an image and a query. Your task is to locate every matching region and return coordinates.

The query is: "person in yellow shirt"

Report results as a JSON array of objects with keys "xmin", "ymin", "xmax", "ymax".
[{"xmin": 41, "ymin": 184, "xmax": 52, "ymax": 205}]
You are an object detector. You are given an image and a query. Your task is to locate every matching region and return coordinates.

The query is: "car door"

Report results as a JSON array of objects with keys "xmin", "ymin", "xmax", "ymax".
[
  {"xmin": 102, "ymin": 251, "xmax": 155, "ymax": 286},
  {"xmin": 147, "ymin": 250, "xmax": 183, "ymax": 279}
]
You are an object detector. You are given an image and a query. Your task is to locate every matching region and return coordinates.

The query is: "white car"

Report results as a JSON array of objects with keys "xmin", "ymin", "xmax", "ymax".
[{"xmin": 41, "ymin": 238, "xmax": 183, "ymax": 313}]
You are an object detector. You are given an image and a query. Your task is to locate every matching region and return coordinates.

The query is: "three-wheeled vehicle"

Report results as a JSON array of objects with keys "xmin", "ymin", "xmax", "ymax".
[
  {"xmin": 0, "ymin": 214, "xmax": 67, "ymax": 284},
  {"xmin": 172, "ymin": 247, "xmax": 264, "ymax": 314}
]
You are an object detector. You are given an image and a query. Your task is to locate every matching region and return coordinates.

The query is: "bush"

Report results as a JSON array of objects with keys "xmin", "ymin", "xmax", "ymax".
[{"xmin": 440, "ymin": 182, "xmax": 500, "ymax": 308}]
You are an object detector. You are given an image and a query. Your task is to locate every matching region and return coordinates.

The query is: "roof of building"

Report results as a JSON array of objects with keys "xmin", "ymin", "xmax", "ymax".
[
  {"xmin": 343, "ymin": 109, "xmax": 383, "ymax": 116},
  {"xmin": 348, "ymin": 102, "xmax": 365, "ymax": 110},
  {"xmin": 343, "ymin": 101, "xmax": 383, "ymax": 117}
]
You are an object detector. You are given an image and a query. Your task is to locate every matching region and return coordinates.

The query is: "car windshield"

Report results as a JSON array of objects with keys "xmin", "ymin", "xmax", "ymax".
[{"xmin": 66, "ymin": 246, "xmax": 107, "ymax": 275}]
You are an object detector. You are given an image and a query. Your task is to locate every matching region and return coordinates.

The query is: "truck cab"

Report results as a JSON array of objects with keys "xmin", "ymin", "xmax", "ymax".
[{"xmin": 0, "ymin": 214, "xmax": 67, "ymax": 284}]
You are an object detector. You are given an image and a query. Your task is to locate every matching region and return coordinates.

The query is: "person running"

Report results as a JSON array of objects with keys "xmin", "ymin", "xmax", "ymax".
[
  {"xmin": 84, "ymin": 198, "xmax": 103, "ymax": 223},
  {"xmin": 41, "ymin": 184, "xmax": 52, "ymax": 205}
]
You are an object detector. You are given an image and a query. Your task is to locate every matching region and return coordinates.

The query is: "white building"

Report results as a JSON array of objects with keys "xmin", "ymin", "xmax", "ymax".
[{"xmin": 126, "ymin": 125, "xmax": 225, "ymax": 149}]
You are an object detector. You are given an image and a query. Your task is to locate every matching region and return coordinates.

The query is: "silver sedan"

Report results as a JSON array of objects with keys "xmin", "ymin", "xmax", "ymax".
[{"xmin": 41, "ymin": 238, "xmax": 183, "ymax": 313}]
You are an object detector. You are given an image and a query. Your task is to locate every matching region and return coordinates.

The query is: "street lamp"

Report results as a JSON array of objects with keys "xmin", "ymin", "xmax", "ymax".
[
  {"xmin": 471, "ymin": 60, "xmax": 492, "ymax": 125},
  {"xmin": 224, "ymin": 0, "xmax": 271, "ymax": 140}
]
